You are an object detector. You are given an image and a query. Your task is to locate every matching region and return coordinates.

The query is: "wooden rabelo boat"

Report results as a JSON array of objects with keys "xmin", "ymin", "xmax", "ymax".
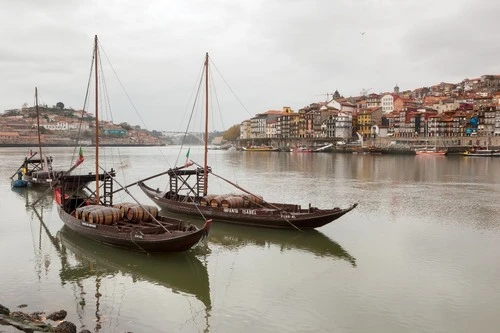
[
  {"xmin": 54, "ymin": 36, "xmax": 211, "ymax": 253},
  {"xmin": 138, "ymin": 53, "xmax": 357, "ymax": 230},
  {"xmin": 30, "ymin": 206, "xmax": 211, "ymax": 332}
]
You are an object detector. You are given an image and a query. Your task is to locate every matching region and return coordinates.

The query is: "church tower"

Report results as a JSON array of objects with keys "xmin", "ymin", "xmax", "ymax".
[{"xmin": 394, "ymin": 84, "xmax": 400, "ymax": 94}]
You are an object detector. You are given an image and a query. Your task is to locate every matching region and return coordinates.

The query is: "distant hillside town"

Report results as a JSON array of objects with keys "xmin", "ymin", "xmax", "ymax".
[
  {"xmin": 2, "ymin": 74, "xmax": 500, "ymax": 147},
  {"xmin": 0, "ymin": 105, "xmax": 170, "ymax": 146},
  {"xmin": 239, "ymin": 74, "xmax": 500, "ymax": 142}
]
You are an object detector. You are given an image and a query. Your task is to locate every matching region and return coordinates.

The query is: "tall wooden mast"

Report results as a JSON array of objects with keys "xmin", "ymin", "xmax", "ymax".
[
  {"xmin": 35, "ymin": 87, "xmax": 43, "ymax": 162},
  {"xmin": 203, "ymin": 52, "xmax": 209, "ymax": 196},
  {"xmin": 94, "ymin": 35, "xmax": 100, "ymax": 203}
]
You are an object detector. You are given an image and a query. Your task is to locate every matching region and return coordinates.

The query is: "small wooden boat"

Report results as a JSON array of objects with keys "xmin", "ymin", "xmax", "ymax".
[
  {"xmin": 242, "ymin": 145, "xmax": 279, "ymax": 152},
  {"xmin": 54, "ymin": 36, "xmax": 211, "ymax": 253},
  {"xmin": 11, "ymin": 178, "xmax": 29, "ymax": 188},
  {"xmin": 139, "ymin": 180, "xmax": 356, "ymax": 229},
  {"xmin": 415, "ymin": 148, "xmax": 447, "ymax": 156},
  {"xmin": 12, "ymin": 88, "xmax": 82, "ymax": 189},
  {"xmin": 56, "ymin": 190, "xmax": 211, "ymax": 252},
  {"xmin": 138, "ymin": 53, "xmax": 357, "ymax": 230},
  {"xmin": 461, "ymin": 148, "xmax": 500, "ymax": 157}
]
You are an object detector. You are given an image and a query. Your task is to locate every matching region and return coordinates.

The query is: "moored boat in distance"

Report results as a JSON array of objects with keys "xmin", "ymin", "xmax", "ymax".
[
  {"xmin": 11, "ymin": 175, "xmax": 29, "ymax": 188},
  {"xmin": 242, "ymin": 145, "xmax": 279, "ymax": 152},
  {"xmin": 461, "ymin": 148, "xmax": 500, "ymax": 157},
  {"xmin": 415, "ymin": 147, "xmax": 447, "ymax": 156}
]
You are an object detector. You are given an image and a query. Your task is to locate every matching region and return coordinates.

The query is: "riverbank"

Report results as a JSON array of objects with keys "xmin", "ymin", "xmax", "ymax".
[{"xmin": 0, "ymin": 303, "xmax": 85, "ymax": 333}]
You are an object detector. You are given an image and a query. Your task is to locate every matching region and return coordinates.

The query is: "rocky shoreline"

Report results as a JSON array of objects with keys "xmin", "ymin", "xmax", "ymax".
[{"xmin": 0, "ymin": 303, "xmax": 93, "ymax": 333}]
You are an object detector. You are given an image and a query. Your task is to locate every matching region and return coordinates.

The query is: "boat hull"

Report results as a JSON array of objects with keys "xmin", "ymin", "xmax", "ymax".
[
  {"xmin": 415, "ymin": 151, "xmax": 447, "ymax": 156},
  {"xmin": 242, "ymin": 146, "xmax": 279, "ymax": 152},
  {"xmin": 139, "ymin": 183, "xmax": 357, "ymax": 230},
  {"xmin": 11, "ymin": 179, "xmax": 29, "ymax": 188},
  {"xmin": 462, "ymin": 149, "xmax": 500, "ymax": 157},
  {"xmin": 56, "ymin": 205, "xmax": 210, "ymax": 253}
]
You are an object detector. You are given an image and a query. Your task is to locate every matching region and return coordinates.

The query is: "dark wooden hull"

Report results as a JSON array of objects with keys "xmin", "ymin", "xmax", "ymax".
[
  {"xmin": 56, "ymin": 205, "xmax": 210, "ymax": 253},
  {"xmin": 139, "ymin": 182, "xmax": 357, "ymax": 230}
]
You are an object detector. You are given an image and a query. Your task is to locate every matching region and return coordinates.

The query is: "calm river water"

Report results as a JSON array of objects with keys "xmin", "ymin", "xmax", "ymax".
[{"xmin": 1, "ymin": 146, "xmax": 499, "ymax": 333}]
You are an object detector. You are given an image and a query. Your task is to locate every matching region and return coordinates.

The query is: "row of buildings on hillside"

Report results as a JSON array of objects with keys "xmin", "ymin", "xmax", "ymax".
[
  {"xmin": 239, "ymin": 75, "xmax": 500, "ymax": 141},
  {"xmin": 0, "ymin": 107, "xmax": 163, "ymax": 145}
]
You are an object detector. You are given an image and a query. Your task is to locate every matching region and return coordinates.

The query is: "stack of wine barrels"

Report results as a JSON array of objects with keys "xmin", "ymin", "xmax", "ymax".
[
  {"xmin": 125, "ymin": 204, "xmax": 159, "ymax": 223},
  {"xmin": 221, "ymin": 196, "xmax": 244, "ymax": 208},
  {"xmin": 243, "ymin": 194, "xmax": 264, "ymax": 208},
  {"xmin": 200, "ymin": 194, "xmax": 218, "ymax": 206},
  {"xmin": 201, "ymin": 193, "xmax": 264, "ymax": 208},
  {"xmin": 75, "ymin": 205, "xmax": 101, "ymax": 221},
  {"xmin": 112, "ymin": 202, "xmax": 136, "ymax": 219},
  {"xmin": 209, "ymin": 195, "xmax": 226, "ymax": 207},
  {"xmin": 76, "ymin": 205, "xmax": 121, "ymax": 225},
  {"xmin": 87, "ymin": 207, "xmax": 121, "ymax": 225}
]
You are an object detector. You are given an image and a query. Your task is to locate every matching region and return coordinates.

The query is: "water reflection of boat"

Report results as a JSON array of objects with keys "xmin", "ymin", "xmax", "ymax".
[
  {"xmin": 163, "ymin": 211, "xmax": 356, "ymax": 267},
  {"xmin": 11, "ymin": 185, "xmax": 54, "ymax": 209},
  {"xmin": 31, "ymin": 207, "xmax": 211, "ymax": 332},
  {"xmin": 57, "ymin": 226, "xmax": 211, "ymax": 310}
]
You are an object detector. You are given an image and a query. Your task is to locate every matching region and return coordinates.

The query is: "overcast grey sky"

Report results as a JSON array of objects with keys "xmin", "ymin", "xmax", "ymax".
[{"xmin": 1, "ymin": 0, "xmax": 499, "ymax": 131}]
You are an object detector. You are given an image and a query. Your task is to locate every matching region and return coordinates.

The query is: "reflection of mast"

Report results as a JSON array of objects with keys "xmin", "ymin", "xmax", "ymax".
[
  {"xmin": 32, "ymin": 207, "xmax": 102, "ymax": 332},
  {"xmin": 198, "ymin": 248, "xmax": 212, "ymax": 333},
  {"xmin": 95, "ymin": 276, "xmax": 102, "ymax": 332}
]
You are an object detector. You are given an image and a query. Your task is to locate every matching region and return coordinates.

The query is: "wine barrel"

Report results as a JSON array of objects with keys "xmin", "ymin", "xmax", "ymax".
[
  {"xmin": 126, "ymin": 205, "xmax": 143, "ymax": 223},
  {"xmin": 221, "ymin": 196, "xmax": 244, "ymax": 208},
  {"xmin": 139, "ymin": 205, "xmax": 159, "ymax": 222},
  {"xmin": 87, "ymin": 207, "xmax": 121, "ymax": 225},
  {"xmin": 125, "ymin": 205, "xmax": 159, "ymax": 223},
  {"xmin": 243, "ymin": 194, "xmax": 264, "ymax": 207},
  {"xmin": 112, "ymin": 202, "xmax": 136, "ymax": 219},
  {"xmin": 200, "ymin": 194, "xmax": 218, "ymax": 206},
  {"xmin": 75, "ymin": 205, "xmax": 101, "ymax": 220},
  {"xmin": 210, "ymin": 195, "xmax": 226, "ymax": 207}
]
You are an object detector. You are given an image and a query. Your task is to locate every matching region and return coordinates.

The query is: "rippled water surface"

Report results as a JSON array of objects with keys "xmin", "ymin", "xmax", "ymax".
[{"xmin": 1, "ymin": 146, "xmax": 499, "ymax": 332}]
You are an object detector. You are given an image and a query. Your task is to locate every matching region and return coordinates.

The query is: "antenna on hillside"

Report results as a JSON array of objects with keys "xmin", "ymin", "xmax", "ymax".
[{"xmin": 315, "ymin": 93, "xmax": 332, "ymax": 102}]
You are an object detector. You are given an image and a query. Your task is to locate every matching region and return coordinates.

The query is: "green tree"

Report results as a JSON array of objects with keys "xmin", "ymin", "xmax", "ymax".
[
  {"xmin": 119, "ymin": 122, "xmax": 132, "ymax": 131},
  {"xmin": 56, "ymin": 102, "xmax": 65, "ymax": 109},
  {"xmin": 4, "ymin": 109, "xmax": 20, "ymax": 116},
  {"xmin": 223, "ymin": 125, "xmax": 240, "ymax": 141}
]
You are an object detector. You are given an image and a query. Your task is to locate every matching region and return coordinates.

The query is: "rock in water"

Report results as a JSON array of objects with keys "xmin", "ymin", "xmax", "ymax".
[
  {"xmin": 47, "ymin": 310, "xmax": 67, "ymax": 321},
  {"xmin": 55, "ymin": 321, "xmax": 76, "ymax": 333}
]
